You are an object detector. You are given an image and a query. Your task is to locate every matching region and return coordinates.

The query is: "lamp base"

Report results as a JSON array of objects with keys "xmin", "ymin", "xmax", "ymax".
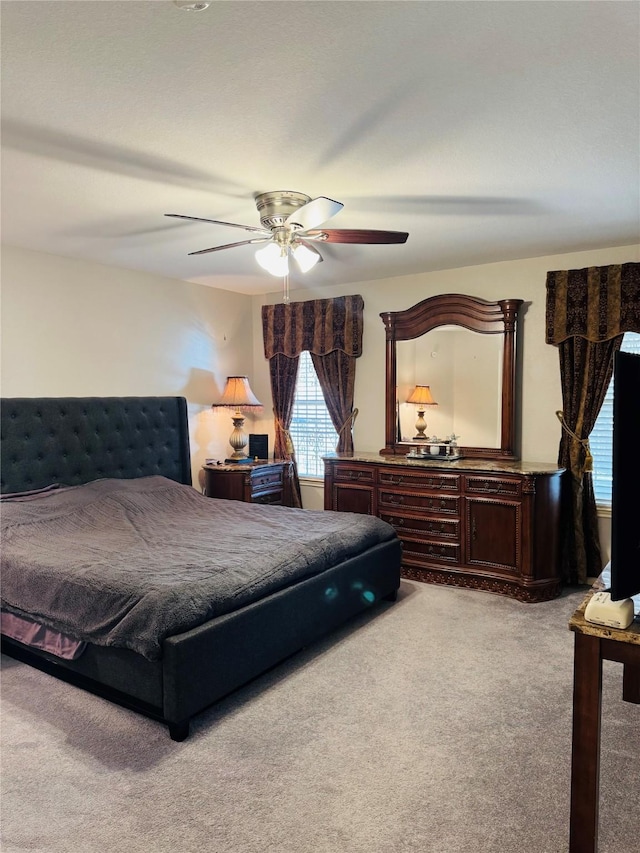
[
  {"xmin": 413, "ymin": 408, "xmax": 428, "ymax": 440},
  {"xmin": 226, "ymin": 413, "xmax": 250, "ymax": 463}
]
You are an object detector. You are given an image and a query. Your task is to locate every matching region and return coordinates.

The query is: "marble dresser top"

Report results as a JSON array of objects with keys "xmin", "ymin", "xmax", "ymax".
[{"xmin": 324, "ymin": 451, "xmax": 564, "ymax": 476}]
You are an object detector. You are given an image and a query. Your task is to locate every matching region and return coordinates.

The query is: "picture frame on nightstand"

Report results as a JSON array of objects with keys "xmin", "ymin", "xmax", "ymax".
[{"xmin": 249, "ymin": 434, "xmax": 268, "ymax": 460}]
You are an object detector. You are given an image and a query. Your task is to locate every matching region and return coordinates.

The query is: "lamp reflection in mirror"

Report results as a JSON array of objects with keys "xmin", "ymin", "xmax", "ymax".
[
  {"xmin": 212, "ymin": 376, "xmax": 262, "ymax": 462},
  {"xmin": 406, "ymin": 384, "xmax": 438, "ymax": 440}
]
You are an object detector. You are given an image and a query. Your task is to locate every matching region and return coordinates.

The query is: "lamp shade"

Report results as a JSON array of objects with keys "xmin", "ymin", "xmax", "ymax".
[
  {"xmin": 213, "ymin": 376, "xmax": 262, "ymax": 410},
  {"xmin": 291, "ymin": 242, "xmax": 321, "ymax": 272},
  {"xmin": 406, "ymin": 385, "xmax": 437, "ymax": 406},
  {"xmin": 255, "ymin": 243, "xmax": 289, "ymax": 277}
]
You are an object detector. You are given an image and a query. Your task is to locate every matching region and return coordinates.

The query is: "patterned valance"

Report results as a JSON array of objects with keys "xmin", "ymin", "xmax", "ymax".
[
  {"xmin": 545, "ymin": 262, "xmax": 640, "ymax": 344},
  {"xmin": 262, "ymin": 295, "xmax": 364, "ymax": 359}
]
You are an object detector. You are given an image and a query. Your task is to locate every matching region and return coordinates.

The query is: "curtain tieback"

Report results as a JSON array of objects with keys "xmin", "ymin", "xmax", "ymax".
[
  {"xmin": 555, "ymin": 411, "xmax": 593, "ymax": 472},
  {"xmin": 337, "ymin": 408, "xmax": 359, "ymax": 437},
  {"xmin": 274, "ymin": 414, "xmax": 295, "ymax": 456}
]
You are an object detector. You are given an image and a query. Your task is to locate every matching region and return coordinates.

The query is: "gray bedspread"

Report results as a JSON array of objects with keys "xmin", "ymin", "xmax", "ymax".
[{"xmin": 1, "ymin": 476, "xmax": 395, "ymax": 660}]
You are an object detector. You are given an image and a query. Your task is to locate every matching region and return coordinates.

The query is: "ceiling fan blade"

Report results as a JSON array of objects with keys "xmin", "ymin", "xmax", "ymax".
[
  {"xmin": 188, "ymin": 237, "xmax": 272, "ymax": 256},
  {"xmin": 285, "ymin": 196, "xmax": 343, "ymax": 230},
  {"xmin": 165, "ymin": 214, "xmax": 271, "ymax": 236},
  {"xmin": 303, "ymin": 229, "xmax": 409, "ymax": 245}
]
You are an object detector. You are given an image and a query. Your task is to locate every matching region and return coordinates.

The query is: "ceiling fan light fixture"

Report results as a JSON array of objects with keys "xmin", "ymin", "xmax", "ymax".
[
  {"xmin": 291, "ymin": 243, "xmax": 321, "ymax": 273},
  {"xmin": 255, "ymin": 242, "xmax": 289, "ymax": 277}
]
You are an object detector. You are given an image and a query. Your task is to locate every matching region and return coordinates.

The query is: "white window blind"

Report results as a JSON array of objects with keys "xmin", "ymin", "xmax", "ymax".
[
  {"xmin": 591, "ymin": 332, "xmax": 640, "ymax": 505},
  {"xmin": 289, "ymin": 350, "xmax": 338, "ymax": 478}
]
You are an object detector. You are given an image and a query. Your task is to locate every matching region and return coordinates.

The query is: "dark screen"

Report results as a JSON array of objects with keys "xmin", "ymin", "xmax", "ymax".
[{"xmin": 610, "ymin": 350, "xmax": 640, "ymax": 600}]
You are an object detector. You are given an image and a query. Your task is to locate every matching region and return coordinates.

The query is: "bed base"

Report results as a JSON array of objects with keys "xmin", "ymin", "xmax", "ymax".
[{"xmin": 2, "ymin": 539, "xmax": 401, "ymax": 741}]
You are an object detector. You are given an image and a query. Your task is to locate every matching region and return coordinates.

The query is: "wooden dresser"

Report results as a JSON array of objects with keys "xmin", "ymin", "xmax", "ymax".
[{"xmin": 324, "ymin": 452, "xmax": 564, "ymax": 602}]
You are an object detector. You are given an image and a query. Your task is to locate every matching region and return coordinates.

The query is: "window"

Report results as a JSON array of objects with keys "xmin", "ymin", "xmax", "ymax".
[
  {"xmin": 591, "ymin": 332, "xmax": 640, "ymax": 505},
  {"xmin": 289, "ymin": 351, "xmax": 338, "ymax": 478}
]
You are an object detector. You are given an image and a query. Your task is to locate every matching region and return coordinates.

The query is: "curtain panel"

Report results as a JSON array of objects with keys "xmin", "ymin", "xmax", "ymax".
[
  {"xmin": 262, "ymin": 295, "xmax": 364, "ymax": 359},
  {"xmin": 545, "ymin": 261, "xmax": 640, "ymax": 585},
  {"xmin": 268, "ymin": 353, "xmax": 303, "ymax": 508},
  {"xmin": 546, "ymin": 262, "xmax": 640, "ymax": 344},
  {"xmin": 310, "ymin": 350, "xmax": 357, "ymax": 455}
]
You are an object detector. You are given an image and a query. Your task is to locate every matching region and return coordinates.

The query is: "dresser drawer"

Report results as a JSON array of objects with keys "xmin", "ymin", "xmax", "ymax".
[
  {"xmin": 252, "ymin": 491, "xmax": 282, "ymax": 505},
  {"xmin": 464, "ymin": 475, "xmax": 521, "ymax": 498},
  {"xmin": 379, "ymin": 468, "xmax": 460, "ymax": 492},
  {"xmin": 251, "ymin": 467, "xmax": 283, "ymax": 493},
  {"xmin": 378, "ymin": 490, "xmax": 460, "ymax": 516},
  {"xmin": 333, "ymin": 465, "xmax": 376, "ymax": 485},
  {"xmin": 401, "ymin": 538, "xmax": 461, "ymax": 565},
  {"xmin": 379, "ymin": 512, "xmax": 459, "ymax": 541}
]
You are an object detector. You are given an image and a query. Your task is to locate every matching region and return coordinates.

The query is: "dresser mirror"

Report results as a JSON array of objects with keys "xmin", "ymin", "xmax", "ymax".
[{"xmin": 380, "ymin": 294, "xmax": 523, "ymax": 460}]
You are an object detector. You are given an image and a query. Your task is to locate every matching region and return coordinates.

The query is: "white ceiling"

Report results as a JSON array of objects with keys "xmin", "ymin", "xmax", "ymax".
[{"xmin": 1, "ymin": 1, "xmax": 638, "ymax": 295}]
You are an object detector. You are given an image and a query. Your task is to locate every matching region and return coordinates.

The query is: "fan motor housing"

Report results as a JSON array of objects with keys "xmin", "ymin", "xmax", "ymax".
[{"xmin": 255, "ymin": 191, "xmax": 311, "ymax": 229}]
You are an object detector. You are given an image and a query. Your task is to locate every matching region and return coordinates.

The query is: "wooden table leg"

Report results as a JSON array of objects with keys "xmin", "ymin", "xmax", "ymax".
[
  {"xmin": 569, "ymin": 632, "xmax": 603, "ymax": 853},
  {"xmin": 622, "ymin": 664, "xmax": 640, "ymax": 704}
]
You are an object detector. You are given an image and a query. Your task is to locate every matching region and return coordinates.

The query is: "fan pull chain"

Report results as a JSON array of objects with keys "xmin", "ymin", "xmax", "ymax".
[{"xmin": 282, "ymin": 273, "xmax": 290, "ymax": 304}]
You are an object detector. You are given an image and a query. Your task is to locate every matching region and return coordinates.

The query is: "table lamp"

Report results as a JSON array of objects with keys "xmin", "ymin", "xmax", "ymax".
[
  {"xmin": 406, "ymin": 384, "xmax": 438, "ymax": 440},
  {"xmin": 213, "ymin": 376, "xmax": 262, "ymax": 462}
]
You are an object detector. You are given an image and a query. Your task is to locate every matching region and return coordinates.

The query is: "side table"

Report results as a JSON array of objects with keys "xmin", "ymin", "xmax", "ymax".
[
  {"xmin": 568, "ymin": 571, "xmax": 640, "ymax": 853},
  {"xmin": 202, "ymin": 460, "xmax": 288, "ymax": 505}
]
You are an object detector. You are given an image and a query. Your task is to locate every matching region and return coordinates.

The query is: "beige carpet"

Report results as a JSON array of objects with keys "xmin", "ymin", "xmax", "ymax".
[{"xmin": 1, "ymin": 580, "xmax": 638, "ymax": 853}]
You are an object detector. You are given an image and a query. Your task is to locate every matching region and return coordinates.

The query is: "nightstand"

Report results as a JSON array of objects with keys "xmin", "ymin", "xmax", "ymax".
[{"xmin": 202, "ymin": 460, "xmax": 288, "ymax": 505}]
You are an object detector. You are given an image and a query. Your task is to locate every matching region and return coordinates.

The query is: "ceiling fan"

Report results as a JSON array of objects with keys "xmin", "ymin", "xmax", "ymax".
[{"xmin": 165, "ymin": 190, "xmax": 409, "ymax": 278}]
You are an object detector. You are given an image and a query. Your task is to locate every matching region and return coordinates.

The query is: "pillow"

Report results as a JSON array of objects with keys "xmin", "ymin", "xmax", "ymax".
[{"xmin": 0, "ymin": 483, "xmax": 63, "ymax": 502}]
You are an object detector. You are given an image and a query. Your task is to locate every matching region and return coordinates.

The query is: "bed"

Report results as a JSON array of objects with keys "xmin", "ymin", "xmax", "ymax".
[{"xmin": 0, "ymin": 396, "xmax": 401, "ymax": 740}]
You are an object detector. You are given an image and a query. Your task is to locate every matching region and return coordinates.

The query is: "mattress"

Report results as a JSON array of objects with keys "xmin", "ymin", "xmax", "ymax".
[{"xmin": 1, "ymin": 476, "xmax": 396, "ymax": 660}]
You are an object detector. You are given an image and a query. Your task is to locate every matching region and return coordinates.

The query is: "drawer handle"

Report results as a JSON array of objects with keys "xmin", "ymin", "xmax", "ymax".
[
  {"xmin": 348, "ymin": 471, "xmax": 367, "ymax": 481},
  {"xmin": 428, "ymin": 499, "xmax": 447, "ymax": 510},
  {"xmin": 388, "ymin": 495, "xmax": 404, "ymax": 505},
  {"xmin": 480, "ymin": 480, "xmax": 509, "ymax": 494},
  {"xmin": 479, "ymin": 481, "xmax": 508, "ymax": 494}
]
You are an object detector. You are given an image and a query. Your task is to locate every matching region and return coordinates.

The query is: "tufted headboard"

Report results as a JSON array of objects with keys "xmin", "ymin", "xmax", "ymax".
[{"xmin": 1, "ymin": 397, "xmax": 192, "ymax": 494}]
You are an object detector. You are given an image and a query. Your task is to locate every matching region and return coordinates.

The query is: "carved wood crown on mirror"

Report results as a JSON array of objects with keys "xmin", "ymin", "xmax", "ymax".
[{"xmin": 380, "ymin": 294, "xmax": 524, "ymax": 460}]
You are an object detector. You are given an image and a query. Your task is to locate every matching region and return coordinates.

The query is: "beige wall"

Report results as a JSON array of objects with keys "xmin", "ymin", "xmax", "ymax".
[
  {"xmin": 0, "ymin": 245, "xmax": 254, "ymax": 486},
  {"xmin": 251, "ymin": 243, "xmax": 639, "ymax": 524}
]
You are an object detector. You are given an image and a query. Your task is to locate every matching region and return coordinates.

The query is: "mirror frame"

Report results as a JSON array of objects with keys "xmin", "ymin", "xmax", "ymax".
[{"xmin": 380, "ymin": 293, "xmax": 523, "ymax": 460}]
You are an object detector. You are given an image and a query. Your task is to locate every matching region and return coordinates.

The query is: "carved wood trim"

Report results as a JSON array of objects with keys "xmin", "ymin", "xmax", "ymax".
[{"xmin": 401, "ymin": 565, "xmax": 561, "ymax": 602}]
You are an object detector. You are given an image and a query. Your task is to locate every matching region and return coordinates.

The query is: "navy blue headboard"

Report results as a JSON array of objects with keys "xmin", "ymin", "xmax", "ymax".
[{"xmin": 1, "ymin": 397, "xmax": 192, "ymax": 494}]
